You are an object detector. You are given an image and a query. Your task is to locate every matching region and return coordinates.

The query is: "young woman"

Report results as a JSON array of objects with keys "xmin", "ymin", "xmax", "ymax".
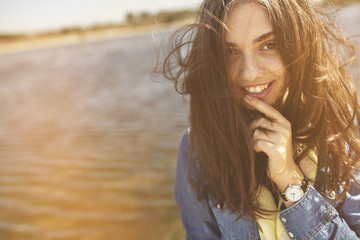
[{"xmin": 161, "ymin": 0, "xmax": 360, "ymax": 239}]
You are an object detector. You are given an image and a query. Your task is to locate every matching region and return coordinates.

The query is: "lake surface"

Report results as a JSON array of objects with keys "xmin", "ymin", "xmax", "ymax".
[
  {"xmin": 0, "ymin": 4, "xmax": 359, "ymax": 240},
  {"xmin": 0, "ymin": 30, "xmax": 189, "ymax": 240}
]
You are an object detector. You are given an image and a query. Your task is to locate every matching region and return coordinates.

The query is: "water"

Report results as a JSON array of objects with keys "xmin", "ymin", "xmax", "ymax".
[
  {"xmin": 0, "ymin": 31, "xmax": 188, "ymax": 240},
  {"xmin": 0, "ymin": 4, "xmax": 359, "ymax": 240}
]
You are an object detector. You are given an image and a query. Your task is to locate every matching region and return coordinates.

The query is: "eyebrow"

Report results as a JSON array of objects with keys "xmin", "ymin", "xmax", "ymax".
[
  {"xmin": 225, "ymin": 31, "xmax": 274, "ymax": 47},
  {"xmin": 253, "ymin": 31, "xmax": 274, "ymax": 43}
]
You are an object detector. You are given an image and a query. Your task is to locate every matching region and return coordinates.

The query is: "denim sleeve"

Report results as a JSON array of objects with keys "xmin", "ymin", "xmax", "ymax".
[
  {"xmin": 279, "ymin": 181, "xmax": 360, "ymax": 239},
  {"xmin": 174, "ymin": 130, "xmax": 221, "ymax": 240},
  {"xmin": 338, "ymin": 174, "xmax": 360, "ymax": 237}
]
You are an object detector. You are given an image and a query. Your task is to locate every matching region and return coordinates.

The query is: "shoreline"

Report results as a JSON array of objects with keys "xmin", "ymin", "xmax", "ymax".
[{"xmin": 0, "ymin": 21, "xmax": 189, "ymax": 55}]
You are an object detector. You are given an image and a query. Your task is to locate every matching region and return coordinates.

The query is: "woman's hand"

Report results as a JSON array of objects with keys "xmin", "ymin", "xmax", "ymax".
[{"xmin": 244, "ymin": 96, "xmax": 303, "ymax": 192}]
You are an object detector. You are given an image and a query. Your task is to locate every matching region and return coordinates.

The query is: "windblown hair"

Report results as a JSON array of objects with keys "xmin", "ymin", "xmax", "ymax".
[{"xmin": 160, "ymin": 0, "xmax": 360, "ymax": 218}]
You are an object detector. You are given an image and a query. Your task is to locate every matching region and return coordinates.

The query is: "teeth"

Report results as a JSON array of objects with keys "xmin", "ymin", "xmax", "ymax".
[{"xmin": 243, "ymin": 83, "xmax": 271, "ymax": 93}]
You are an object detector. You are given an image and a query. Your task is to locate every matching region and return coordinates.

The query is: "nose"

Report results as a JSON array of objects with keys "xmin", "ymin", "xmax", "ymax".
[{"xmin": 242, "ymin": 52, "xmax": 263, "ymax": 82}]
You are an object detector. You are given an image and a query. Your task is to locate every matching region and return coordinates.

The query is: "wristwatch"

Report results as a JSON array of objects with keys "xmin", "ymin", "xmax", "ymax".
[{"xmin": 280, "ymin": 177, "xmax": 309, "ymax": 202}]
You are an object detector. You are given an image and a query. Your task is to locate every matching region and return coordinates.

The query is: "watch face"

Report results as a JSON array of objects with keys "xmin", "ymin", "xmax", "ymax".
[{"xmin": 285, "ymin": 186, "xmax": 304, "ymax": 202}]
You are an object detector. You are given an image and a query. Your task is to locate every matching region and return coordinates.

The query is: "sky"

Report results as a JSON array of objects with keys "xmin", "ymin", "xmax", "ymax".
[{"xmin": 0, "ymin": 0, "xmax": 203, "ymax": 34}]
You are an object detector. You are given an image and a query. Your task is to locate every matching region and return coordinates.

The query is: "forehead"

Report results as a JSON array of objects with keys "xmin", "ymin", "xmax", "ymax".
[{"xmin": 224, "ymin": 2, "xmax": 273, "ymax": 43}]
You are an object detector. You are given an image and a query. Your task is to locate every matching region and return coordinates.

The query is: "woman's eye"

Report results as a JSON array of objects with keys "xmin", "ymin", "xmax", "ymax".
[
  {"xmin": 262, "ymin": 42, "xmax": 277, "ymax": 50},
  {"xmin": 227, "ymin": 47, "xmax": 239, "ymax": 55}
]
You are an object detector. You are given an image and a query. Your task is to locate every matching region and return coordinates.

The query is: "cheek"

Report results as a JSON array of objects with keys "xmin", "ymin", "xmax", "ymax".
[
  {"xmin": 265, "ymin": 57, "xmax": 284, "ymax": 74},
  {"xmin": 277, "ymin": 67, "xmax": 288, "ymax": 88},
  {"xmin": 265, "ymin": 58, "xmax": 287, "ymax": 85},
  {"xmin": 227, "ymin": 58, "xmax": 241, "ymax": 79}
]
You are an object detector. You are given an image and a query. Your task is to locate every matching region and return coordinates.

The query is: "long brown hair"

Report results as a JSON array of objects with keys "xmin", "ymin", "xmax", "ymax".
[{"xmin": 160, "ymin": 0, "xmax": 360, "ymax": 218}]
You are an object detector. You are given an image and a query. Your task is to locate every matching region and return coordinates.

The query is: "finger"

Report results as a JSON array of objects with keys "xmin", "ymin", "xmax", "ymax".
[
  {"xmin": 253, "ymin": 139, "xmax": 273, "ymax": 153},
  {"xmin": 251, "ymin": 118, "xmax": 291, "ymax": 138},
  {"xmin": 252, "ymin": 128, "xmax": 273, "ymax": 143},
  {"xmin": 250, "ymin": 117, "xmax": 277, "ymax": 132},
  {"xmin": 244, "ymin": 96, "xmax": 286, "ymax": 122}
]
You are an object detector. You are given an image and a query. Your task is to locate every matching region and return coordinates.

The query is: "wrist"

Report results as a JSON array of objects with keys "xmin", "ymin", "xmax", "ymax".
[{"xmin": 274, "ymin": 166, "xmax": 304, "ymax": 192}]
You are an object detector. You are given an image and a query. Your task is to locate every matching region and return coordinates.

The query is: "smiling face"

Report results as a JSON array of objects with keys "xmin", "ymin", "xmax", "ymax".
[{"xmin": 224, "ymin": 2, "xmax": 288, "ymax": 107}]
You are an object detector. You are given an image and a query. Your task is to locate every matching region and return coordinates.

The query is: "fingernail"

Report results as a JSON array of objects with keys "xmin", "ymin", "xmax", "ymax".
[{"xmin": 245, "ymin": 95, "xmax": 252, "ymax": 101}]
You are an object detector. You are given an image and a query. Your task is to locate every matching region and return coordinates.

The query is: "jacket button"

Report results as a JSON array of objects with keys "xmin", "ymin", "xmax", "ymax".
[
  {"xmin": 289, "ymin": 232, "xmax": 294, "ymax": 238},
  {"xmin": 216, "ymin": 204, "xmax": 221, "ymax": 209},
  {"xmin": 281, "ymin": 217, "xmax": 287, "ymax": 223}
]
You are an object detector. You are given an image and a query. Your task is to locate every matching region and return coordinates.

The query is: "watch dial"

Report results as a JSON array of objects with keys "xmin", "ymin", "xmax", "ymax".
[{"xmin": 285, "ymin": 186, "xmax": 304, "ymax": 202}]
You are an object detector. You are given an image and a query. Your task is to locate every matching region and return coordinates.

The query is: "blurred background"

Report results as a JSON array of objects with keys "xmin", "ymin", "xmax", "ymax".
[{"xmin": 0, "ymin": 0, "xmax": 359, "ymax": 239}]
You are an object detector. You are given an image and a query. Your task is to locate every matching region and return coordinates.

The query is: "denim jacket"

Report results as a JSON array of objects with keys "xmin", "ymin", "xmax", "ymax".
[{"xmin": 174, "ymin": 130, "xmax": 360, "ymax": 239}]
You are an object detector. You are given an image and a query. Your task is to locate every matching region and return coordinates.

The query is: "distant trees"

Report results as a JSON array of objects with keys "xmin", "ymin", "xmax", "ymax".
[
  {"xmin": 125, "ymin": 9, "xmax": 196, "ymax": 26},
  {"xmin": 0, "ymin": 34, "xmax": 26, "ymax": 42},
  {"xmin": 157, "ymin": 9, "xmax": 196, "ymax": 23},
  {"xmin": 125, "ymin": 13, "xmax": 136, "ymax": 25}
]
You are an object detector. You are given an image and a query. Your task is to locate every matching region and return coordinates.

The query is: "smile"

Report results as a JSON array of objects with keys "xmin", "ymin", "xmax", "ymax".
[
  {"xmin": 240, "ymin": 81, "xmax": 274, "ymax": 100},
  {"xmin": 242, "ymin": 82, "xmax": 272, "ymax": 93}
]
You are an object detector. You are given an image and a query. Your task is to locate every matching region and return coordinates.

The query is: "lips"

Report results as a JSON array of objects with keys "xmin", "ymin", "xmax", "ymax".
[{"xmin": 241, "ymin": 81, "xmax": 274, "ymax": 100}]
